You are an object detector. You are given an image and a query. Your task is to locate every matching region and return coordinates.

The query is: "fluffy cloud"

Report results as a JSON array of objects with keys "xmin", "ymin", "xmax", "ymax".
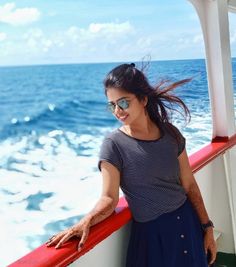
[
  {"xmin": 88, "ymin": 21, "xmax": 133, "ymax": 34},
  {"xmin": 2, "ymin": 21, "xmax": 137, "ymax": 64},
  {"xmin": 23, "ymin": 28, "xmax": 54, "ymax": 52},
  {"xmin": 172, "ymin": 33, "xmax": 204, "ymax": 50},
  {"xmin": 20, "ymin": 21, "xmax": 134, "ymax": 56},
  {"xmin": 0, "ymin": 2, "xmax": 40, "ymax": 26},
  {"xmin": 0, "ymin": 32, "xmax": 7, "ymax": 41},
  {"xmin": 66, "ymin": 21, "xmax": 134, "ymax": 43},
  {"xmin": 193, "ymin": 34, "xmax": 203, "ymax": 44},
  {"xmin": 0, "ymin": 21, "xmax": 207, "ymax": 65},
  {"xmin": 62, "ymin": 21, "xmax": 137, "ymax": 61}
]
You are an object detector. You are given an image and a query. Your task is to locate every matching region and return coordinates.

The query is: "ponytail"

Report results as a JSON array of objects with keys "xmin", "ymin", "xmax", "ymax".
[{"xmin": 147, "ymin": 78, "xmax": 191, "ymax": 125}]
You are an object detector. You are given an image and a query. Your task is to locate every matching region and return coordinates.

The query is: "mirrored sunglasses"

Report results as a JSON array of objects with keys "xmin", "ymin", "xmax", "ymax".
[{"xmin": 107, "ymin": 98, "xmax": 130, "ymax": 113}]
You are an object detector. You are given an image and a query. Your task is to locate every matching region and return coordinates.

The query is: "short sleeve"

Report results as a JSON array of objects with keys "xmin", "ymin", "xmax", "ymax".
[
  {"xmin": 169, "ymin": 124, "xmax": 186, "ymax": 156},
  {"xmin": 174, "ymin": 126, "xmax": 186, "ymax": 156},
  {"xmin": 177, "ymin": 131, "xmax": 186, "ymax": 156},
  {"xmin": 98, "ymin": 138, "xmax": 123, "ymax": 172}
]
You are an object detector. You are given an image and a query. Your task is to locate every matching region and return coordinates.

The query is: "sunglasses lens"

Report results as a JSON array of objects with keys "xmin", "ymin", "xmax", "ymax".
[
  {"xmin": 117, "ymin": 99, "xmax": 129, "ymax": 109},
  {"xmin": 107, "ymin": 99, "xmax": 130, "ymax": 113},
  {"xmin": 107, "ymin": 103, "xmax": 115, "ymax": 112}
]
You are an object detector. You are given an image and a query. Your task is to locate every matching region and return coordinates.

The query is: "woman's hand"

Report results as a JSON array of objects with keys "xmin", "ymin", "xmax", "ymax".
[
  {"xmin": 204, "ymin": 228, "xmax": 217, "ymax": 265},
  {"xmin": 46, "ymin": 216, "xmax": 92, "ymax": 251}
]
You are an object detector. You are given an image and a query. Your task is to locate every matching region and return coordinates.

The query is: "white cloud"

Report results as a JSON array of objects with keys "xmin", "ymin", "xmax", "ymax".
[
  {"xmin": 193, "ymin": 34, "xmax": 203, "ymax": 44},
  {"xmin": 23, "ymin": 28, "xmax": 44, "ymax": 39},
  {"xmin": 66, "ymin": 26, "xmax": 81, "ymax": 42},
  {"xmin": 0, "ymin": 2, "xmax": 40, "ymax": 26},
  {"xmin": 136, "ymin": 37, "xmax": 151, "ymax": 50},
  {"xmin": 0, "ymin": 21, "xmax": 207, "ymax": 66},
  {"xmin": 23, "ymin": 28, "xmax": 50, "ymax": 52},
  {"xmin": 42, "ymin": 39, "xmax": 53, "ymax": 52},
  {"xmin": 88, "ymin": 21, "xmax": 133, "ymax": 34},
  {"xmin": 170, "ymin": 33, "xmax": 204, "ymax": 51},
  {"xmin": 61, "ymin": 22, "xmax": 136, "ymax": 61},
  {"xmin": 0, "ymin": 32, "xmax": 7, "ymax": 41},
  {"xmin": 66, "ymin": 21, "xmax": 134, "ymax": 44},
  {"xmin": 177, "ymin": 37, "xmax": 190, "ymax": 45}
]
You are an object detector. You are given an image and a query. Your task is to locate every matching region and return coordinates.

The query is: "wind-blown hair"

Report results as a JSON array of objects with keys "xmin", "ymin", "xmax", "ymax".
[{"xmin": 103, "ymin": 63, "xmax": 191, "ymax": 142}]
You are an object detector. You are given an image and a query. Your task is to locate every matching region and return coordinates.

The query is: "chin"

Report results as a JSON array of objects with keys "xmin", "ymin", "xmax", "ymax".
[
  {"xmin": 122, "ymin": 118, "xmax": 131, "ymax": 125},
  {"xmin": 118, "ymin": 115, "xmax": 130, "ymax": 124}
]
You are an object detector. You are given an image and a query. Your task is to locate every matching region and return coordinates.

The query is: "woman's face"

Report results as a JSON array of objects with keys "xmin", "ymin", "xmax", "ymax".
[{"xmin": 106, "ymin": 88, "xmax": 147, "ymax": 125}]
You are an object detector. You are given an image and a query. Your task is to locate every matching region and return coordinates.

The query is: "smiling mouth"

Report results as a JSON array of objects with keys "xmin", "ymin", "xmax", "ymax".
[{"xmin": 118, "ymin": 115, "xmax": 128, "ymax": 121}]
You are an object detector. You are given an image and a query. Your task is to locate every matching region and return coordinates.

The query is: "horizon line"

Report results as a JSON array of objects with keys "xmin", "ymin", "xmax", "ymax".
[{"xmin": 0, "ymin": 57, "xmax": 209, "ymax": 69}]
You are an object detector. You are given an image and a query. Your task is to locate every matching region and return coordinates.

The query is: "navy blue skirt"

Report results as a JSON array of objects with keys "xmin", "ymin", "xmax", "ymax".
[{"xmin": 126, "ymin": 198, "xmax": 208, "ymax": 267}]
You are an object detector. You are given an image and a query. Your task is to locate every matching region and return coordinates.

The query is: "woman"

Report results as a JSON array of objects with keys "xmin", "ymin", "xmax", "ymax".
[{"xmin": 46, "ymin": 63, "xmax": 217, "ymax": 267}]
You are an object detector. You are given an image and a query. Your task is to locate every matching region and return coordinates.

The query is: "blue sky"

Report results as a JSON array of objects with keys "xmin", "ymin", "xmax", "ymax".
[{"xmin": 0, "ymin": 0, "xmax": 236, "ymax": 66}]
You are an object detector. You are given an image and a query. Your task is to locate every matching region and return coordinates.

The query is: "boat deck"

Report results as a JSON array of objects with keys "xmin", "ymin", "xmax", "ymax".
[{"xmin": 215, "ymin": 252, "xmax": 236, "ymax": 267}]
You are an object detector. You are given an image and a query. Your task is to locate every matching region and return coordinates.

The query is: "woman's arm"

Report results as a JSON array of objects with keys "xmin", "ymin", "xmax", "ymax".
[
  {"xmin": 85, "ymin": 160, "xmax": 121, "ymax": 226},
  {"xmin": 178, "ymin": 149, "xmax": 217, "ymax": 264},
  {"xmin": 178, "ymin": 149, "xmax": 210, "ymax": 224},
  {"xmin": 46, "ymin": 161, "xmax": 120, "ymax": 250}
]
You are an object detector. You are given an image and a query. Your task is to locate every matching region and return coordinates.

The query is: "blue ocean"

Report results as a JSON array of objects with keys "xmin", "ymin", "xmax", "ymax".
[{"xmin": 1, "ymin": 59, "xmax": 236, "ymax": 266}]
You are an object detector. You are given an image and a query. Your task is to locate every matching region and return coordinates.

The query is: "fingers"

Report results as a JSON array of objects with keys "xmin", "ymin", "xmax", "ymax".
[
  {"xmin": 46, "ymin": 229, "xmax": 77, "ymax": 248},
  {"xmin": 204, "ymin": 232, "xmax": 217, "ymax": 265},
  {"xmin": 46, "ymin": 235, "xmax": 55, "ymax": 244},
  {"xmin": 204, "ymin": 243, "xmax": 217, "ymax": 265},
  {"xmin": 46, "ymin": 224, "xmax": 90, "ymax": 251},
  {"xmin": 55, "ymin": 231, "xmax": 74, "ymax": 249},
  {"xmin": 78, "ymin": 229, "xmax": 89, "ymax": 252},
  {"xmin": 46, "ymin": 233, "xmax": 64, "ymax": 247},
  {"xmin": 208, "ymin": 247, "xmax": 217, "ymax": 265}
]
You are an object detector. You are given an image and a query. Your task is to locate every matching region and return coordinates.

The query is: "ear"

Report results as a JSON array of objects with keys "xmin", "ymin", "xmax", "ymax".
[{"xmin": 143, "ymin": 96, "xmax": 148, "ymax": 107}]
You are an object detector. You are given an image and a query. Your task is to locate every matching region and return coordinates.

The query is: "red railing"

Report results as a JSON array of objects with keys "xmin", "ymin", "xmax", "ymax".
[{"xmin": 8, "ymin": 134, "xmax": 236, "ymax": 267}]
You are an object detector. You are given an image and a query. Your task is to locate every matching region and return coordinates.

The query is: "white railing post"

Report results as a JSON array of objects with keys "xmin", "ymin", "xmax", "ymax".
[{"xmin": 188, "ymin": 0, "xmax": 236, "ymax": 138}]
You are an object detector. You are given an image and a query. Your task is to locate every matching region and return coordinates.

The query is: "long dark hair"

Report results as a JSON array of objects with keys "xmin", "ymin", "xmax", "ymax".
[{"xmin": 103, "ymin": 63, "xmax": 191, "ymax": 141}]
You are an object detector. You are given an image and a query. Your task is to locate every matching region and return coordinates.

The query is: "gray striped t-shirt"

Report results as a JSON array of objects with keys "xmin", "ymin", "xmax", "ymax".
[{"xmin": 98, "ymin": 123, "xmax": 187, "ymax": 222}]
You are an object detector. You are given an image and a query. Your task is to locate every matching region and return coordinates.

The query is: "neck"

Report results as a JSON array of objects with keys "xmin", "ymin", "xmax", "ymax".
[{"xmin": 125, "ymin": 115, "xmax": 156, "ymax": 135}]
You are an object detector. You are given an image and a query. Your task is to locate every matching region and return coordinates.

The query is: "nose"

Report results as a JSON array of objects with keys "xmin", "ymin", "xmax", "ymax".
[
  {"xmin": 114, "ymin": 104, "xmax": 122, "ymax": 114},
  {"xmin": 113, "ymin": 105, "xmax": 125, "ymax": 119}
]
